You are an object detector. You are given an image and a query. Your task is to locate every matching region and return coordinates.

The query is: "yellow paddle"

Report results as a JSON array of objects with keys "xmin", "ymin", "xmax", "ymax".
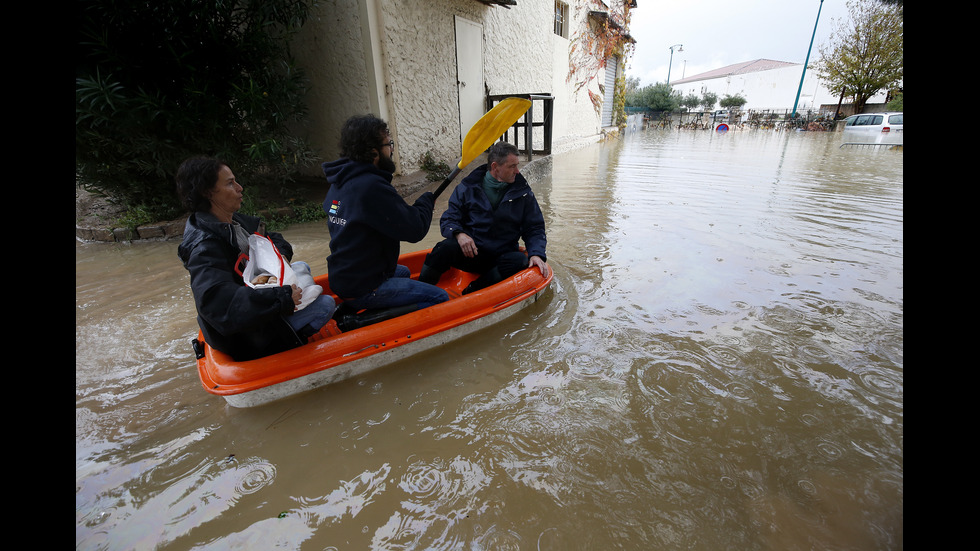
[{"xmin": 433, "ymin": 97, "xmax": 532, "ymax": 198}]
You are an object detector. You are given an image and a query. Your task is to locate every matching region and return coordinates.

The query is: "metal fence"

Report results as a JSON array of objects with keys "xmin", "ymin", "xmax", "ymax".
[{"xmin": 624, "ymin": 108, "xmax": 842, "ymax": 131}]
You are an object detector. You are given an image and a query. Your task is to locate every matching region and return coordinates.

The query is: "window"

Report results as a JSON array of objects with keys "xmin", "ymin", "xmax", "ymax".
[
  {"xmin": 554, "ymin": 1, "xmax": 569, "ymax": 38},
  {"xmin": 852, "ymin": 115, "xmax": 882, "ymax": 126}
]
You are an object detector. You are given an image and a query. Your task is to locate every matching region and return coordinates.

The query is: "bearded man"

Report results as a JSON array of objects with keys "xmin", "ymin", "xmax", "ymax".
[{"xmin": 321, "ymin": 115, "xmax": 448, "ymax": 320}]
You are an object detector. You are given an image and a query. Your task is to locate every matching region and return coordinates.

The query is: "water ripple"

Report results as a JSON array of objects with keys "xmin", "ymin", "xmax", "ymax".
[
  {"xmin": 370, "ymin": 456, "xmax": 490, "ymax": 550},
  {"xmin": 235, "ymin": 460, "xmax": 276, "ymax": 495},
  {"xmin": 855, "ymin": 366, "xmax": 903, "ymax": 403},
  {"xmin": 473, "ymin": 525, "xmax": 525, "ymax": 550}
]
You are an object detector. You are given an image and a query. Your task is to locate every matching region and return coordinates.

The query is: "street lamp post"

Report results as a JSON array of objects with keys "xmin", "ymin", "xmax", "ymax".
[
  {"xmin": 792, "ymin": 0, "xmax": 824, "ymax": 118},
  {"xmin": 667, "ymin": 44, "xmax": 683, "ymax": 87}
]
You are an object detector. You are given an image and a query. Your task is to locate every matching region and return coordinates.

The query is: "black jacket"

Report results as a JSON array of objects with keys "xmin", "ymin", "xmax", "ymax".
[{"xmin": 177, "ymin": 211, "xmax": 304, "ymax": 360}]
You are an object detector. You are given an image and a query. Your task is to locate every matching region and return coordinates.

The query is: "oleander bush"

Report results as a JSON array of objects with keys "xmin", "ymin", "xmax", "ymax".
[{"xmin": 76, "ymin": 0, "xmax": 319, "ymax": 221}]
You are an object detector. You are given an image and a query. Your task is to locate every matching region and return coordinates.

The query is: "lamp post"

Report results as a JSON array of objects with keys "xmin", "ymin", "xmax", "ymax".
[
  {"xmin": 667, "ymin": 44, "xmax": 683, "ymax": 87},
  {"xmin": 792, "ymin": 0, "xmax": 823, "ymax": 118}
]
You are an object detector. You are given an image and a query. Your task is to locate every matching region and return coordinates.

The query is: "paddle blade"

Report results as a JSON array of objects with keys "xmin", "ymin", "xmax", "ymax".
[{"xmin": 458, "ymin": 97, "xmax": 532, "ymax": 169}]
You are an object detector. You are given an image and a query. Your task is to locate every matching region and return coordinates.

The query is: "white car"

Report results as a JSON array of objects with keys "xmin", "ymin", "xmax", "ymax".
[{"xmin": 842, "ymin": 112, "xmax": 903, "ymax": 144}]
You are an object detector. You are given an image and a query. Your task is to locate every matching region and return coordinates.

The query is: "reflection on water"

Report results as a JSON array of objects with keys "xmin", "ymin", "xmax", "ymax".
[{"xmin": 77, "ymin": 129, "xmax": 902, "ymax": 549}]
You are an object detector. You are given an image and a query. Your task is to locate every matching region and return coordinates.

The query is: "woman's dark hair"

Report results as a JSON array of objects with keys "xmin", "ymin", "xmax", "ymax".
[
  {"xmin": 175, "ymin": 157, "xmax": 227, "ymax": 212},
  {"xmin": 339, "ymin": 114, "xmax": 388, "ymax": 163}
]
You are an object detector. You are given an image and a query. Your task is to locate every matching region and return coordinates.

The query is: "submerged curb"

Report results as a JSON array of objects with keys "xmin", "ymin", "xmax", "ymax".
[
  {"xmin": 75, "ymin": 216, "xmax": 189, "ymax": 243},
  {"xmin": 75, "ymin": 207, "xmax": 296, "ymax": 243}
]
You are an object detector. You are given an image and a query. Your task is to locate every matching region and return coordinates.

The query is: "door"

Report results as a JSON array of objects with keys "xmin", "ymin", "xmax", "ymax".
[{"xmin": 455, "ymin": 16, "xmax": 484, "ymax": 143}]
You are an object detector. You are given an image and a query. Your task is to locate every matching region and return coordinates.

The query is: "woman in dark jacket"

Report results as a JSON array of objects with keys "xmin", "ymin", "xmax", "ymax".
[{"xmin": 176, "ymin": 157, "xmax": 335, "ymax": 361}]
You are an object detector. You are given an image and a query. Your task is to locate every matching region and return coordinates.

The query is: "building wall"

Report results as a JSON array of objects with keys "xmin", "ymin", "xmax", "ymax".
[
  {"xmin": 379, "ymin": 0, "xmax": 483, "ymax": 172},
  {"xmin": 482, "ymin": 0, "xmax": 611, "ymax": 151},
  {"xmin": 291, "ymin": 0, "xmax": 373, "ymax": 167},
  {"xmin": 552, "ymin": 2, "xmax": 619, "ymax": 149},
  {"xmin": 291, "ymin": 0, "xmax": 609, "ymax": 177}
]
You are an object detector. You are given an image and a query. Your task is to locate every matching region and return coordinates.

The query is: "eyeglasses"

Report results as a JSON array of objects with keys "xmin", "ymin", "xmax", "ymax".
[{"xmin": 382, "ymin": 141, "xmax": 395, "ymax": 150}]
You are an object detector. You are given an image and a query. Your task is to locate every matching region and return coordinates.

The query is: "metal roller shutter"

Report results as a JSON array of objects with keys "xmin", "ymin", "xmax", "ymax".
[{"xmin": 601, "ymin": 55, "xmax": 619, "ymax": 127}]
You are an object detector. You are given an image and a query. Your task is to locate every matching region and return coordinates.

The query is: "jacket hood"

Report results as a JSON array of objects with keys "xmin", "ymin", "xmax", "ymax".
[{"xmin": 322, "ymin": 157, "xmax": 391, "ymax": 189}]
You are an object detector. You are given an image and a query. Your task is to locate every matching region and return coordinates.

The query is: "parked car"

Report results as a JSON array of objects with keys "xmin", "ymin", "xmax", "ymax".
[
  {"xmin": 842, "ymin": 112, "xmax": 903, "ymax": 144},
  {"xmin": 712, "ymin": 109, "xmax": 729, "ymax": 121}
]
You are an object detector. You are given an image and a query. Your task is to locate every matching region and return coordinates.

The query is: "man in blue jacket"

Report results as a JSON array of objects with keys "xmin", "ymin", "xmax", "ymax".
[
  {"xmin": 321, "ymin": 115, "xmax": 448, "ymax": 315},
  {"xmin": 418, "ymin": 141, "xmax": 549, "ymax": 294}
]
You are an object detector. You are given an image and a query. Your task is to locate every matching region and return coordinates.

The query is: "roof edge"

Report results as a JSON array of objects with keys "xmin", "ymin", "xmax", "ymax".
[{"xmin": 670, "ymin": 59, "xmax": 799, "ymax": 85}]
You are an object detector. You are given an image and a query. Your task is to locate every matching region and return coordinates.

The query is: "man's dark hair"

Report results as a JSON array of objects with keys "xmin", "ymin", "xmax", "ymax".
[
  {"xmin": 486, "ymin": 141, "xmax": 519, "ymax": 166},
  {"xmin": 339, "ymin": 114, "xmax": 389, "ymax": 163}
]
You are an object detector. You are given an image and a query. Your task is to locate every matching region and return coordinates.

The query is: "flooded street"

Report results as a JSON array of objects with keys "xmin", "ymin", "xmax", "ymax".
[{"xmin": 76, "ymin": 128, "xmax": 902, "ymax": 550}]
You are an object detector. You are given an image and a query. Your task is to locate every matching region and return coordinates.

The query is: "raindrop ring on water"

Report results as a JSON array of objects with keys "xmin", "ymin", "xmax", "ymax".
[{"xmin": 236, "ymin": 461, "xmax": 276, "ymax": 495}]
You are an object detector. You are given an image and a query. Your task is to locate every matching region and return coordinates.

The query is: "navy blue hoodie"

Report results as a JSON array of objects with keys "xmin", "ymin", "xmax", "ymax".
[{"xmin": 321, "ymin": 158, "xmax": 435, "ymax": 299}]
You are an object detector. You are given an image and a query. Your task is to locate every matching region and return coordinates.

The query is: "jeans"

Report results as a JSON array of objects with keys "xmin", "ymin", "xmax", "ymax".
[
  {"xmin": 286, "ymin": 295, "xmax": 337, "ymax": 333},
  {"xmin": 343, "ymin": 264, "xmax": 449, "ymax": 312},
  {"xmin": 283, "ymin": 261, "xmax": 336, "ymax": 334}
]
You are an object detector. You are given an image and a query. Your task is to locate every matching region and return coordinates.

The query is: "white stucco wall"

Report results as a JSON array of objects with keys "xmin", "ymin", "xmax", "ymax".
[
  {"xmin": 482, "ymin": 2, "xmax": 552, "ymax": 97},
  {"xmin": 378, "ymin": 0, "xmax": 483, "ymax": 172},
  {"xmin": 484, "ymin": 1, "xmax": 605, "ymax": 154},
  {"xmin": 550, "ymin": 3, "xmax": 608, "ymax": 152},
  {"xmin": 292, "ymin": 0, "xmax": 610, "ymax": 176}
]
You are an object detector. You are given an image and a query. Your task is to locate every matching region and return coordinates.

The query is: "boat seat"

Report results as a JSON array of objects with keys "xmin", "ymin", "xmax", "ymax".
[{"xmin": 333, "ymin": 302, "xmax": 420, "ymax": 332}]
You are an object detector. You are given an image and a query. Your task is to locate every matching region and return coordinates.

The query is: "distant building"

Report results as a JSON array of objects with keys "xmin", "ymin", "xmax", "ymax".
[{"xmin": 669, "ymin": 58, "xmax": 888, "ymax": 114}]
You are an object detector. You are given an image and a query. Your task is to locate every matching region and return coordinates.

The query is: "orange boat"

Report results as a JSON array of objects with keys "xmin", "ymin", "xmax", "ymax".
[{"xmin": 192, "ymin": 248, "xmax": 553, "ymax": 407}]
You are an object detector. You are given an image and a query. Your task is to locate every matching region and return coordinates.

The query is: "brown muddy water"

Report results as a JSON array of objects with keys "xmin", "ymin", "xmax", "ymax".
[{"xmin": 76, "ymin": 129, "xmax": 902, "ymax": 550}]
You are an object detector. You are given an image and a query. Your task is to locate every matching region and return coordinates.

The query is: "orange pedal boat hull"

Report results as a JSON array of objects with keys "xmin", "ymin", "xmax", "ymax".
[{"xmin": 194, "ymin": 248, "xmax": 553, "ymax": 407}]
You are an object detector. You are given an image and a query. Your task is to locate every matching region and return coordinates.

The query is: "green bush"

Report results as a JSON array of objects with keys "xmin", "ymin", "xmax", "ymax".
[
  {"xmin": 625, "ymin": 82, "xmax": 683, "ymax": 112},
  {"xmin": 76, "ymin": 0, "xmax": 319, "ymax": 221},
  {"xmin": 886, "ymin": 92, "xmax": 903, "ymax": 111},
  {"xmin": 419, "ymin": 152, "xmax": 451, "ymax": 182}
]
